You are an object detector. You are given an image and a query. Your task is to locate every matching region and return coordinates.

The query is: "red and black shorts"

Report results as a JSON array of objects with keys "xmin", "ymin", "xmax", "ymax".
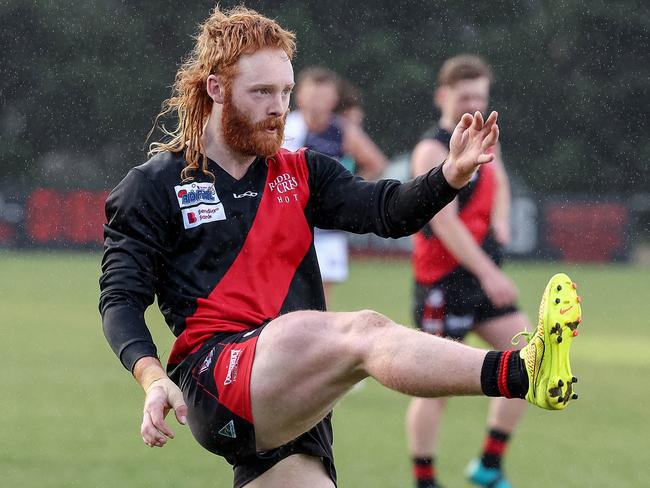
[
  {"xmin": 413, "ymin": 265, "xmax": 518, "ymax": 340},
  {"xmin": 168, "ymin": 325, "xmax": 337, "ymax": 488}
]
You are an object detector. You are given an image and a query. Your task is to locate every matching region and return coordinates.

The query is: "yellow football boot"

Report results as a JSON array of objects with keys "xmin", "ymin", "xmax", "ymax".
[{"xmin": 515, "ymin": 273, "xmax": 582, "ymax": 410}]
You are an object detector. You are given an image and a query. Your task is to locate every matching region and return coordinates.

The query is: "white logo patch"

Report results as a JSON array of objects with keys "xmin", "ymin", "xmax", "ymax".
[
  {"xmin": 174, "ymin": 182, "xmax": 220, "ymax": 208},
  {"xmin": 181, "ymin": 203, "xmax": 226, "ymax": 229},
  {"xmin": 224, "ymin": 349, "xmax": 243, "ymax": 385}
]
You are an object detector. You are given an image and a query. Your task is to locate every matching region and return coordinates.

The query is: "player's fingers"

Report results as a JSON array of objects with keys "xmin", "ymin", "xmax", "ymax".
[
  {"xmin": 471, "ymin": 111, "xmax": 484, "ymax": 131},
  {"xmin": 482, "ymin": 125, "xmax": 499, "ymax": 149},
  {"xmin": 174, "ymin": 403, "xmax": 188, "ymax": 425},
  {"xmin": 477, "ymin": 153, "xmax": 496, "ymax": 165},
  {"xmin": 169, "ymin": 389, "xmax": 188, "ymax": 425},
  {"xmin": 457, "ymin": 112, "xmax": 473, "ymax": 130},
  {"xmin": 483, "ymin": 111, "xmax": 498, "ymax": 130},
  {"xmin": 147, "ymin": 403, "xmax": 176, "ymax": 439},
  {"xmin": 141, "ymin": 411, "xmax": 168, "ymax": 446}
]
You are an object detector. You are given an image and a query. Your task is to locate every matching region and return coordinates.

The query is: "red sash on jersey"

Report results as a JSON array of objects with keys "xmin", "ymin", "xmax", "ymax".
[
  {"xmin": 169, "ymin": 149, "xmax": 312, "ymax": 365},
  {"xmin": 413, "ymin": 161, "xmax": 496, "ymax": 284}
]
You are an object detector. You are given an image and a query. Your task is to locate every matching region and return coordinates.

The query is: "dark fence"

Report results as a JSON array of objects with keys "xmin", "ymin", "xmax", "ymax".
[{"xmin": 0, "ymin": 189, "xmax": 636, "ymax": 263}]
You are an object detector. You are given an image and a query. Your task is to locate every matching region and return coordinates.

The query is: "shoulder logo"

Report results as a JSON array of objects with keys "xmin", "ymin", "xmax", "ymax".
[
  {"xmin": 218, "ymin": 420, "xmax": 236, "ymax": 438},
  {"xmin": 174, "ymin": 182, "xmax": 219, "ymax": 208}
]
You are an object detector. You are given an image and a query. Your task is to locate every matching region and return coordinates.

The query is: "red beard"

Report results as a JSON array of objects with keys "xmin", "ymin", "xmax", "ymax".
[{"xmin": 221, "ymin": 91, "xmax": 286, "ymax": 157}]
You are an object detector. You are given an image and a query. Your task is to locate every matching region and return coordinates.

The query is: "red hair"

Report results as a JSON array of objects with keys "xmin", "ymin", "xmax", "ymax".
[{"xmin": 149, "ymin": 6, "xmax": 296, "ymax": 181}]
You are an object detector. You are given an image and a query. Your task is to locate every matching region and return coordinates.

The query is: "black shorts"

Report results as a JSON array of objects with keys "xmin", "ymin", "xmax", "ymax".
[
  {"xmin": 168, "ymin": 325, "xmax": 337, "ymax": 488},
  {"xmin": 413, "ymin": 266, "xmax": 518, "ymax": 340}
]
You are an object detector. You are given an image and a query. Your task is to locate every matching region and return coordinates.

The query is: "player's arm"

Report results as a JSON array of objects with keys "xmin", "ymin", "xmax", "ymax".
[
  {"xmin": 342, "ymin": 122, "xmax": 388, "ymax": 179},
  {"xmin": 100, "ymin": 169, "xmax": 187, "ymax": 447},
  {"xmin": 491, "ymin": 142, "xmax": 511, "ymax": 245},
  {"xmin": 412, "ymin": 137, "xmax": 517, "ymax": 308},
  {"xmin": 310, "ymin": 112, "xmax": 499, "ymax": 239}
]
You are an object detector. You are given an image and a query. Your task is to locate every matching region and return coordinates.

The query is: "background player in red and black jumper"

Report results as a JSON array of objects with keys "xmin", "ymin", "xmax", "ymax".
[
  {"xmin": 405, "ymin": 55, "xmax": 531, "ymax": 488},
  {"xmin": 100, "ymin": 8, "xmax": 553, "ymax": 488}
]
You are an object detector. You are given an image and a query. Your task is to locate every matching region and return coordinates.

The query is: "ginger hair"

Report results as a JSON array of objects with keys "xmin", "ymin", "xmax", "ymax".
[{"xmin": 148, "ymin": 6, "xmax": 296, "ymax": 181}]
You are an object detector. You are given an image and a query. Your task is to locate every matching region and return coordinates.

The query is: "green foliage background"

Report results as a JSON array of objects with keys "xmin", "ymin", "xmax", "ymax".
[{"xmin": 1, "ymin": 1, "xmax": 648, "ymax": 193}]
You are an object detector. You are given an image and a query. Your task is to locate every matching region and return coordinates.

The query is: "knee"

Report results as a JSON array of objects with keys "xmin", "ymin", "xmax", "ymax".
[
  {"xmin": 336, "ymin": 309, "xmax": 394, "ymax": 349},
  {"xmin": 356, "ymin": 309, "xmax": 392, "ymax": 331}
]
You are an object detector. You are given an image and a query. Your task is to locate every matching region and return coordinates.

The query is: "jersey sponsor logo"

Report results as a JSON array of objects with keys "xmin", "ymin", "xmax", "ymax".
[
  {"xmin": 181, "ymin": 203, "xmax": 226, "ymax": 229},
  {"xmin": 218, "ymin": 420, "xmax": 236, "ymax": 438},
  {"xmin": 268, "ymin": 172, "xmax": 300, "ymax": 204},
  {"xmin": 174, "ymin": 182, "xmax": 219, "ymax": 208},
  {"xmin": 223, "ymin": 349, "xmax": 242, "ymax": 385},
  {"xmin": 268, "ymin": 173, "xmax": 298, "ymax": 194},
  {"xmin": 233, "ymin": 191, "xmax": 258, "ymax": 199},
  {"xmin": 198, "ymin": 349, "xmax": 214, "ymax": 374}
]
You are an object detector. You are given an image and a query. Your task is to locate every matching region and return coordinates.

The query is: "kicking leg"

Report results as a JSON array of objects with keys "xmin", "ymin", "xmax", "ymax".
[{"xmin": 251, "ymin": 309, "xmax": 487, "ymax": 450}]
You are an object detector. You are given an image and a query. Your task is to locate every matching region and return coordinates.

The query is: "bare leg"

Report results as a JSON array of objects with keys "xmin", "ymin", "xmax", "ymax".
[
  {"xmin": 406, "ymin": 397, "xmax": 448, "ymax": 457},
  {"xmin": 475, "ymin": 312, "xmax": 530, "ymax": 434},
  {"xmin": 243, "ymin": 454, "xmax": 334, "ymax": 488},
  {"xmin": 251, "ymin": 310, "xmax": 486, "ymax": 450}
]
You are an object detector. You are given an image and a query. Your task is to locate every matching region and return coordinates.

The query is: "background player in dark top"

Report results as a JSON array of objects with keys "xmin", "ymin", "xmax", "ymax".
[
  {"xmin": 99, "ymin": 8, "xmax": 579, "ymax": 488},
  {"xmin": 405, "ymin": 55, "xmax": 531, "ymax": 488},
  {"xmin": 283, "ymin": 67, "xmax": 387, "ymax": 304}
]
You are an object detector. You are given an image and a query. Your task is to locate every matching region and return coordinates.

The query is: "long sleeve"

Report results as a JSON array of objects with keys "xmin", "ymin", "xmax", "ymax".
[
  {"xmin": 307, "ymin": 150, "xmax": 458, "ymax": 238},
  {"xmin": 99, "ymin": 168, "xmax": 173, "ymax": 371}
]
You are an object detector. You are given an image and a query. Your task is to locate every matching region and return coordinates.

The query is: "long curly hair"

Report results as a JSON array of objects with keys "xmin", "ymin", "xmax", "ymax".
[{"xmin": 148, "ymin": 6, "xmax": 296, "ymax": 182}]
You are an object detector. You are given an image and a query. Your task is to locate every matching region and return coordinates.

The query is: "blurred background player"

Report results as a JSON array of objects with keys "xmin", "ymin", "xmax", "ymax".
[
  {"xmin": 405, "ymin": 55, "xmax": 531, "ymax": 488},
  {"xmin": 283, "ymin": 67, "xmax": 387, "ymax": 304}
]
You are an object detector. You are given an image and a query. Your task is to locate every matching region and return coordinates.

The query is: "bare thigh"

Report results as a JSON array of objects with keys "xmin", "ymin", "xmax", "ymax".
[
  {"xmin": 250, "ymin": 310, "xmax": 367, "ymax": 450},
  {"xmin": 243, "ymin": 454, "xmax": 334, "ymax": 488}
]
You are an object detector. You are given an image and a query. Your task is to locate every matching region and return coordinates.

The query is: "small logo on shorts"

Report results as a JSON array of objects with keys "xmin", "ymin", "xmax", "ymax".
[
  {"xmin": 198, "ymin": 349, "xmax": 214, "ymax": 374},
  {"xmin": 218, "ymin": 420, "xmax": 236, "ymax": 438},
  {"xmin": 224, "ymin": 349, "xmax": 242, "ymax": 385}
]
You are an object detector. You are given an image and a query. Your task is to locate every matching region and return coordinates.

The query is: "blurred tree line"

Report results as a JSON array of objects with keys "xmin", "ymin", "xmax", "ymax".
[{"xmin": 1, "ymin": 0, "xmax": 648, "ymax": 195}]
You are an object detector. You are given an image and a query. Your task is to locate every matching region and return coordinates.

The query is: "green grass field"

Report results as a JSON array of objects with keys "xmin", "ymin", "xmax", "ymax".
[{"xmin": 1, "ymin": 252, "xmax": 649, "ymax": 487}]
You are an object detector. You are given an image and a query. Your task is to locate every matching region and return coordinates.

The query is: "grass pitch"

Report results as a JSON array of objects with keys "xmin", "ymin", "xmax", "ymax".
[{"xmin": 1, "ymin": 252, "xmax": 648, "ymax": 487}]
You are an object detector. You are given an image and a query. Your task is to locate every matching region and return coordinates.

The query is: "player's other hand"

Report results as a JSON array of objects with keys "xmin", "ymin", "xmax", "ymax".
[
  {"xmin": 141, "ymin": 377, "xmax": 188, "ymax": 448},
  {"xmin": 444, "ymin": 111, "xmax": 499, "ymax": 189},
  {"xmin": 479, "ymin": 268, "xmax": 518, "ymax": 308}
]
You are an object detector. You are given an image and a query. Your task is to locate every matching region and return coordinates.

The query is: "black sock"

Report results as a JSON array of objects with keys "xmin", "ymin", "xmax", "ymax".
[
  {"xmin": 480, "ymin": 429, "xmax": 510, "ymax": 470},
  {"xmin": 413, "ymin": 456, "xmax": 436, "ymax": 488},
  {"xmin": 480, "ymin": 351, "xmax": 528, "ymax": 398}
]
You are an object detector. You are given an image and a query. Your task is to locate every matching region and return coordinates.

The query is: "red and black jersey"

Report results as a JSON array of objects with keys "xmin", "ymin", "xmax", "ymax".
[
  {"xmin": 100, "ymin": 148, "xmax": 457, "ymax": 372},
  {"xmin": 412, "ymin": 127, "xmax": 498, "ymax": 284}
]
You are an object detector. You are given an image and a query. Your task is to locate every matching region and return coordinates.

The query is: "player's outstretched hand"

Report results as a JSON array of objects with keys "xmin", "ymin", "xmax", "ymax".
[
  {"xmin": 443, "ymin": 111, "xmax": 499, "ymax": 189},
  {"xmin": 141, "ymin": 377, "xmax": 188, "ymax": 448}
]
